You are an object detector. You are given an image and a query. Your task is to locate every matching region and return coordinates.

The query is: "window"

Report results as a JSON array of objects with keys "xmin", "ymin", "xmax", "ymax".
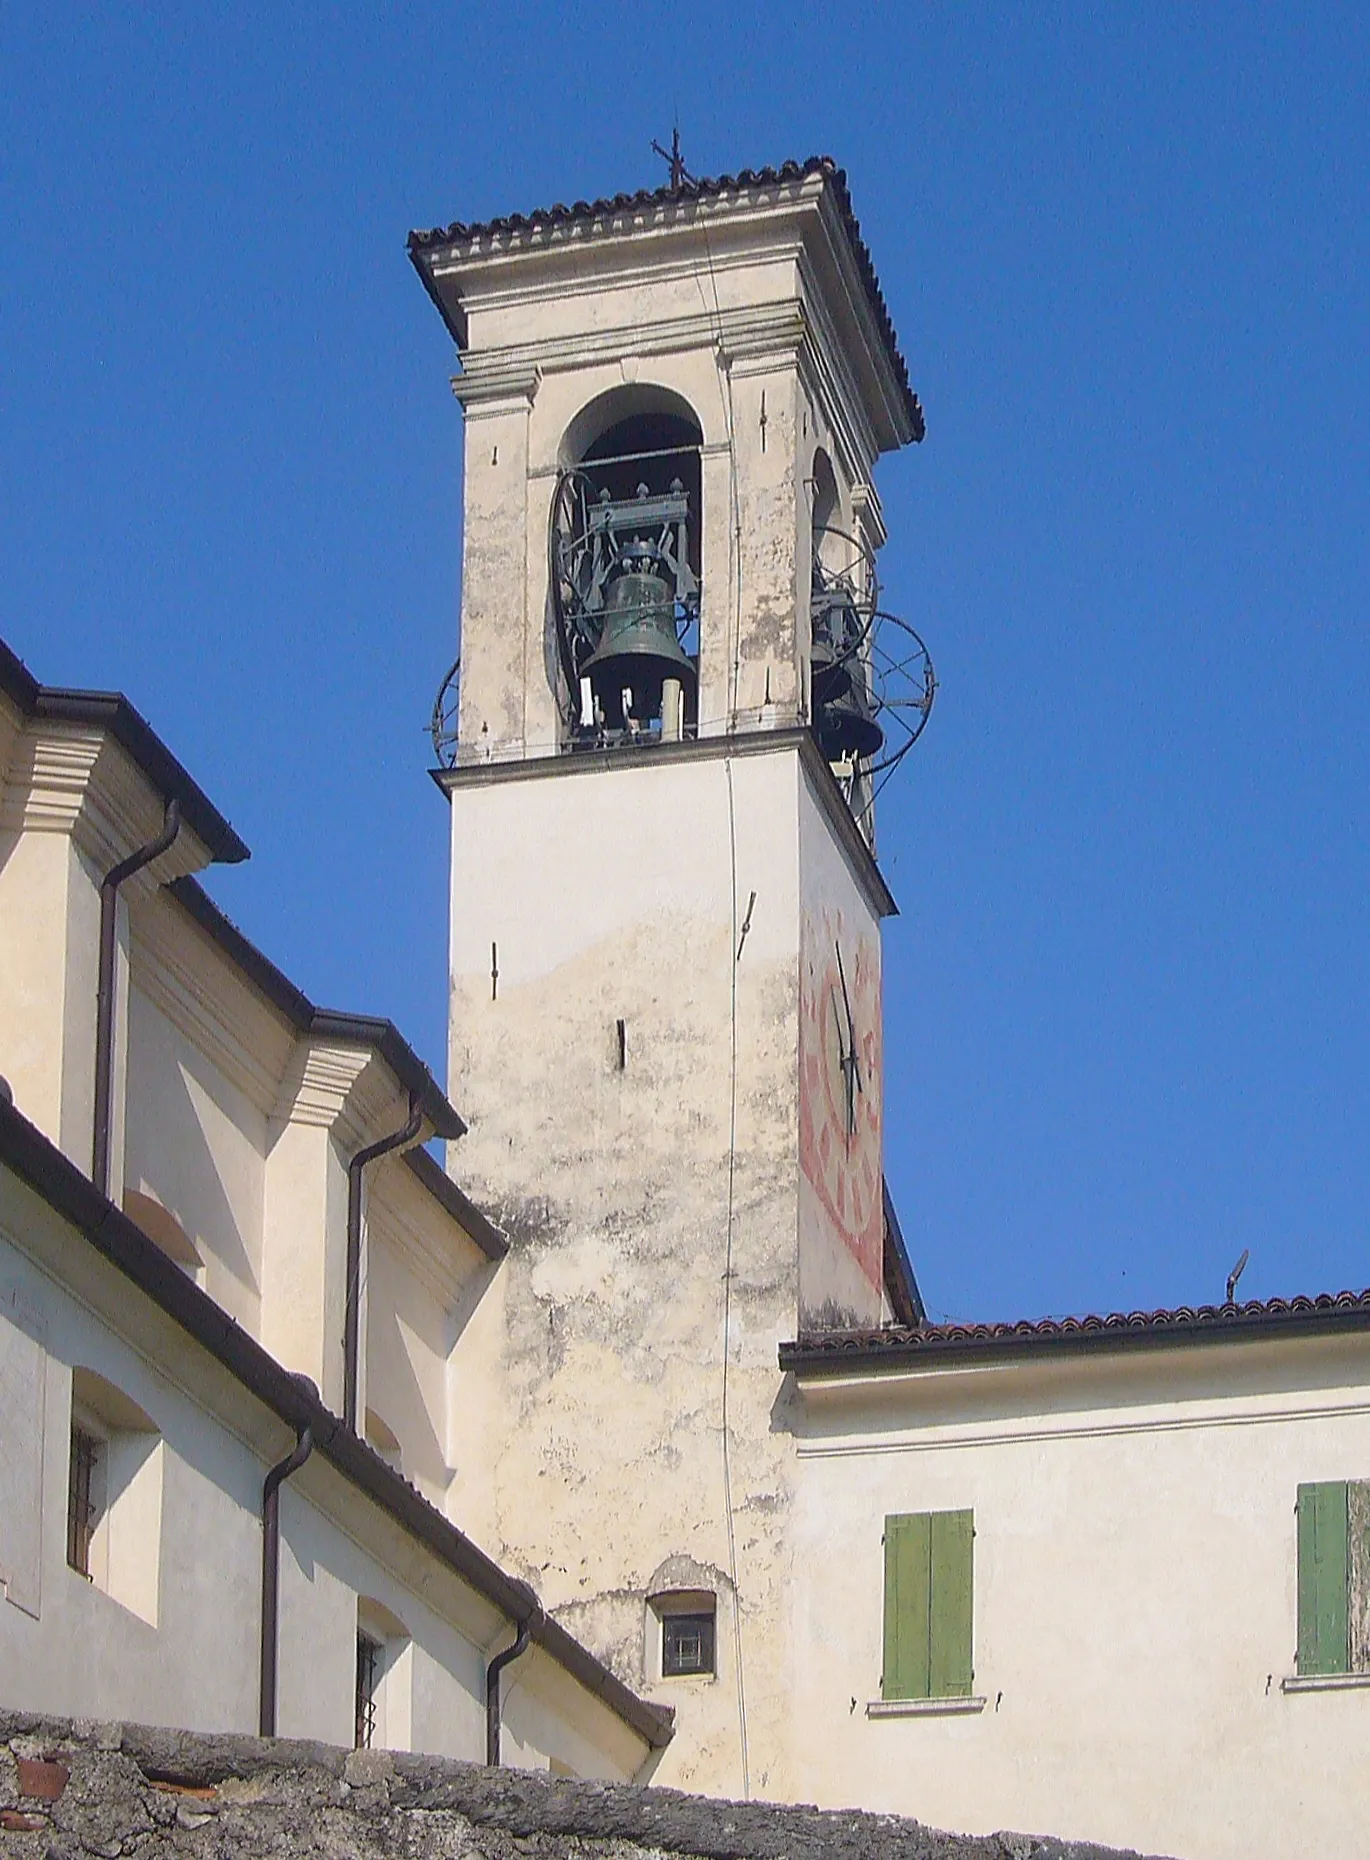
[
  {"xmin": 650, "ymin": 1589, "xmax": 717, "ymax": 1680},
  {"xmin": 663, "ymin": 1612, "xmax": 715, "ymax": 1678},
  {"xmin": 882, "ymin": 1510, "xmax": 974, "ymax": 1701},
  {"xmin": 355, "ymin": 1632, "xmax": 382, "ymax": 1748},
  {"xmin": 66, "ymin": 1425, "xmax": 103, "ymax": 1578},
  {"xmin": 65, "ymin": 1369, "xmax": 162, "ymax": 1624},
  {"xmin": 1297, "ymin": 1481, "xmax": 1370, "ymax": 1676},
  {"xmin": 353, "ymin": 1598, "xmax": 411, "ymax": 1750}
]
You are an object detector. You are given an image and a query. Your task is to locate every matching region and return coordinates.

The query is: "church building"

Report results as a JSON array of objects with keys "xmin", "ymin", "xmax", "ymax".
[{"xmin": 0, "ymin": 156, "xmax": 1367, "ymax": 1860}]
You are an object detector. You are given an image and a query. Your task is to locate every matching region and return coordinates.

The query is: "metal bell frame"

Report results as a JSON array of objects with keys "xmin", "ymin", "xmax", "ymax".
[{"xmin": 549, "ymin": 465, "xmax": 701, "ymax": 741}]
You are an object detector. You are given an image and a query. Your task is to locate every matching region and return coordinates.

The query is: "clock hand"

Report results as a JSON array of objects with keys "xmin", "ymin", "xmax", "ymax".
[
  {"xmin": 831, "ymin": 988, "xmax": 856, "ymax": 1139},
  {"xmin": 835, "ymin": 942, "xmax": 862, "ymax": 1097}
]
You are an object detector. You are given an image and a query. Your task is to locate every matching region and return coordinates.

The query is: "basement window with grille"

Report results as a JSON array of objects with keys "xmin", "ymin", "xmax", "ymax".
[
  {"xmin": 66, "ymin": 1425, "xmax": 103, "ymax": 1578},
  {"xmin": 355, "ymin": 1633, "xmax": 382, "ymax": 1749},
  {"xmin": 64, "ymin": 1369, "xmax": 163, "ymax": 1624}
]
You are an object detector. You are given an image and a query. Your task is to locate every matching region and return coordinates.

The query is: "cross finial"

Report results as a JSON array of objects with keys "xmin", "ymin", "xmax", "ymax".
[{"xmin": 651, "ymin": 125, "xmax": 692, "ymax": 192}]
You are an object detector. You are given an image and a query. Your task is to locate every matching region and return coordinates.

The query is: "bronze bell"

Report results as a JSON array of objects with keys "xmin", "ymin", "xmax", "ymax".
[
  {"xmin": 815, "ymin": 660, "xmax": 884, "ymax": 762},
  {"xmin": 811, "ymin": 586, "xmax": 865, "ymax": 698},
  {"xmin": 585, "ymin": 565, "xmax": 695, "ymax": 683},
  {"xmin": 584, "ymin": 562, "xmax": 696, "ymax": 732}
]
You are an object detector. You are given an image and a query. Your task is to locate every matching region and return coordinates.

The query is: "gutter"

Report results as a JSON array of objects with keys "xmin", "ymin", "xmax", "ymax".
[
  {"xmin": 166, "ymin": 879, "xmax": 466, "ymax": 1141},
  {"xmin": 0, "ymin": 1096, "xmax": 673, "ymax": 1753},
  {"xmin": 0, "ymin": 637, "xmax": 248, "ymax": 865}
]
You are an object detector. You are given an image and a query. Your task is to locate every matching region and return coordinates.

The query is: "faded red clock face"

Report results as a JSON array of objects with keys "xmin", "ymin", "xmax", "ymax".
[{"xmin": 799, "ymin": 911, "xmax": 882, "ymax": 1285}]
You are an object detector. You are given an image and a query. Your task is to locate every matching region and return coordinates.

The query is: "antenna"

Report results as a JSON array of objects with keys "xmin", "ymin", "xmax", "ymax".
[
  {"xmin": 651, "ymin": 125, "xmax": 694, "ymax": 192},
  {"xmin": 1225, "ymin": 1247, "xmax": 1250, "ymax": 1306}
]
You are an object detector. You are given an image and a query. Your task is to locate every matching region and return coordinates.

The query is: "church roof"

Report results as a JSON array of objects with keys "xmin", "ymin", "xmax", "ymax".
[
  {"xmin": 781, "ymin": 1289, "xmax": 1370, "ymax": 1374},
  {"xmin": 0, "ymin": 635, "xmax": 249, "ymax": 866},
  {"xmin": 408, "ymin": 156, "xmax": 925, "ymax": 443}
]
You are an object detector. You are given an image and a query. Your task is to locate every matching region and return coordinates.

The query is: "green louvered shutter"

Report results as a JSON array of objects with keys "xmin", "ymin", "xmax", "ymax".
[
  {"xmin": 1297, "ymin": 1481, "xmax": 1349, "ymax": 1676},
  {"xmin": 929, "ymin": 1509, "xmax": 974, "ymax": 1697},
  {"xmin": 883, "ymin": 1513, "xmax": 931, "ymax": 1700}
]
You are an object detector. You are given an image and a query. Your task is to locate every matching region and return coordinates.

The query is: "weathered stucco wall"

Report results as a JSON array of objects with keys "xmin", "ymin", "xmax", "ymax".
[
  {"xmin": 445, "ymin": 745, "xmax": 810, "ymax": 1797},
  {"xmin": 0, "ymin": 1715, "xmax": 1172, "ymax": 1860},
  {"xmin": 788, "ymin": 1333, "xmax": 1370, "ymax": 1860}
]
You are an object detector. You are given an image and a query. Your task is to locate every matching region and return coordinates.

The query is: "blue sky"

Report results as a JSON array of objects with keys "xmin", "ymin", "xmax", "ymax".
[{"xmin": 3, "ymin": 6, "xmax": 1366, "ymax": 1323}]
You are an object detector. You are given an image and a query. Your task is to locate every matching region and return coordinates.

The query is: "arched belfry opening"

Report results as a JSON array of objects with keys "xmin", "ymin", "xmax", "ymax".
[{"xmin": 550, "ymin": 386, "xmax": 703, "ymax": 748}]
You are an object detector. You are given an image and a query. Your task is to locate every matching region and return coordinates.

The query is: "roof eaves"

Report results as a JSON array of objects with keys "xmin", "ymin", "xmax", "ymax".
[
  {"xmin": 0, "ymin": 1096, "xmax": 671, "ymax": 1753},
  {"xmin": 1, "ymin": 636, "xmax": 249, "ymax": 865},
  {"xmin": 310, "ymin": 1011, "xmax": 465, "ymax": 1142},
  {"xmin": 402, "ymin": 1146, "xmax": 507, "ymax": 1263},
  {"xmin": 167, "ymin": 879, "xmax": 467, "ymax": 1142},
  {"xmin": 407, "ymin": 156, "xmax": 923, "ymax": 442},
  {"xmin": 780, "ymin": 1293, "xmax": 1370, "ymax": 1375}
]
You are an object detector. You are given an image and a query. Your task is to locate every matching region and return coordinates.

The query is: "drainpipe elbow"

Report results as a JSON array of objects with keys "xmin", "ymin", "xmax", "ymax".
[{"xmin": 486, "ymin": 1601, "xmax": 541, "ymax": 1767}]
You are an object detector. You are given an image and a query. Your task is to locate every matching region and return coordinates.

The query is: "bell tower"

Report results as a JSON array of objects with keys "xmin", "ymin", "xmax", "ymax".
[{"xmin": 410, "ymin": 158, "xmax": 929, "ymax": 1795}]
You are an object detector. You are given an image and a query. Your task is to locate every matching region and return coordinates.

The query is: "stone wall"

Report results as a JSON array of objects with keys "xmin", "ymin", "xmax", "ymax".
[{"xmin": 0, "ymin": 1715, "xmax": 1173, "ymax": 1860}]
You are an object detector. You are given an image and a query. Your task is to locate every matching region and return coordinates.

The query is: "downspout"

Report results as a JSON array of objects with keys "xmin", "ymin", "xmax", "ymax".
[
  {"xmin": 343, "ymin": 1092, "xmax": 421, "ymax": 1432},
  {"xmin": 93, "ymin": 799, "xmax": 181, "ymax": 1194},
  {"xmin": 259, "ymin": 1420, "xmax": 314, "ymax": 1737},
  {"xmin": 486, "ymin": 1611, "xmax": 538, "ymax": 1766}
]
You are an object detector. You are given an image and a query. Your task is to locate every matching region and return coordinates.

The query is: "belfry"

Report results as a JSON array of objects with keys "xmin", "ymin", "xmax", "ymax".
[{"xmin": 409, "ymin": 158, "xmax": 930, "ymax": 1794}]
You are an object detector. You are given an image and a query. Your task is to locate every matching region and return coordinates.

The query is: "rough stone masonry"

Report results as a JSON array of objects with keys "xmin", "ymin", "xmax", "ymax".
[{"xmin": 0, "ymin": 1716, "xmax": 1175, "ymax": 1860}]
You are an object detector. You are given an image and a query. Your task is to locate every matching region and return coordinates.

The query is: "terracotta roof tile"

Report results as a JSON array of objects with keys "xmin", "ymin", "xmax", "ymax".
[
  {"xmin": 780, "ymin": 1290, "xmax": 1370, "ymax": 1373},
  {"xmin": 408, "ymin": 156, "xmax": 924, "ymax": 442}
]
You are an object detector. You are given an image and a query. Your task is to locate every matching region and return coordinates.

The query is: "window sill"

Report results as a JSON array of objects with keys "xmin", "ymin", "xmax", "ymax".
[
  {"xmin": 1281, "ymin": 1672, "xmax": 1370, "ymax": 1694},
  {"xmin": 867, "ymin": 1695, "xmax": 987, "ymax": 1718}
]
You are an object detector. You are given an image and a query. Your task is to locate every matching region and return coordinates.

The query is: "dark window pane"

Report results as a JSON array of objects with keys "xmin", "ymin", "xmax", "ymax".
[
  {"xmin": 66, "ymin": 1427, "xmax": 101, "ymax": 1578},
  {"xmin": 663, "ymin": 1611, "xmax": 715, "ymax": 1677},
  {"xmin": 355, "ymin": 1634, "xmax": 382, "ymax": 1748}
]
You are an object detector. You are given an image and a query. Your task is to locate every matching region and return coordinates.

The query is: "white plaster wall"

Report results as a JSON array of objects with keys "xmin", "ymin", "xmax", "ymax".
[
  {"xmin": 0, "ymin": 1177, "xmax": 649, "ymax": 1783},
  {"xmin": 123, "ymin": 984, "xmax": 266, "ymax": 1332},
  {"xmin": 260, "ymin": 1120, "xmax": 348, "ymax": 1406},
  {"xmin": 365, "ymin": 1233, "xmax": 452, "ymax": 1502},
  {"xmin": 788, "ymin": 1336, "xmax": 1370, "ymax": 1860},
  {"xmin": 0, "ymin": 833, "xmax": 98, "ymax": 1166}
]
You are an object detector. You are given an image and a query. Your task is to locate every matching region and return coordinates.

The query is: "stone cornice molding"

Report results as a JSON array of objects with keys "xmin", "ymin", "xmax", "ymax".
[
  {"xmin": 368, "ymin": 1158, "xmax": 483, "ymax": 1313},
  {"xmin": 850, "ymin": 482, "xmax": 888, "ymax": 552},
  {"xmin": 423, "ymin": 178, "xmax": 817, "ymax": 296},
  {"xmin": 273, "ymin": 1040, "xmax": 421, "ymax": 1154},
  {"xmin": 456, "ymin": 301, "xmax": 807, "ymax": 402},
  {"xmin": 450, "ymin": 363, "xmax": 541, "ymax": 415},
  {"xmin": 1, "ymin": 723, "xmax": 212, "ymax": 886},
  {"xmin": 423, "ymin": 169, "xmax": 916, "ymax": 455},
  {"xmin": 129, "ymin": 895, "xmax": 295, "ymax": 1117}
]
